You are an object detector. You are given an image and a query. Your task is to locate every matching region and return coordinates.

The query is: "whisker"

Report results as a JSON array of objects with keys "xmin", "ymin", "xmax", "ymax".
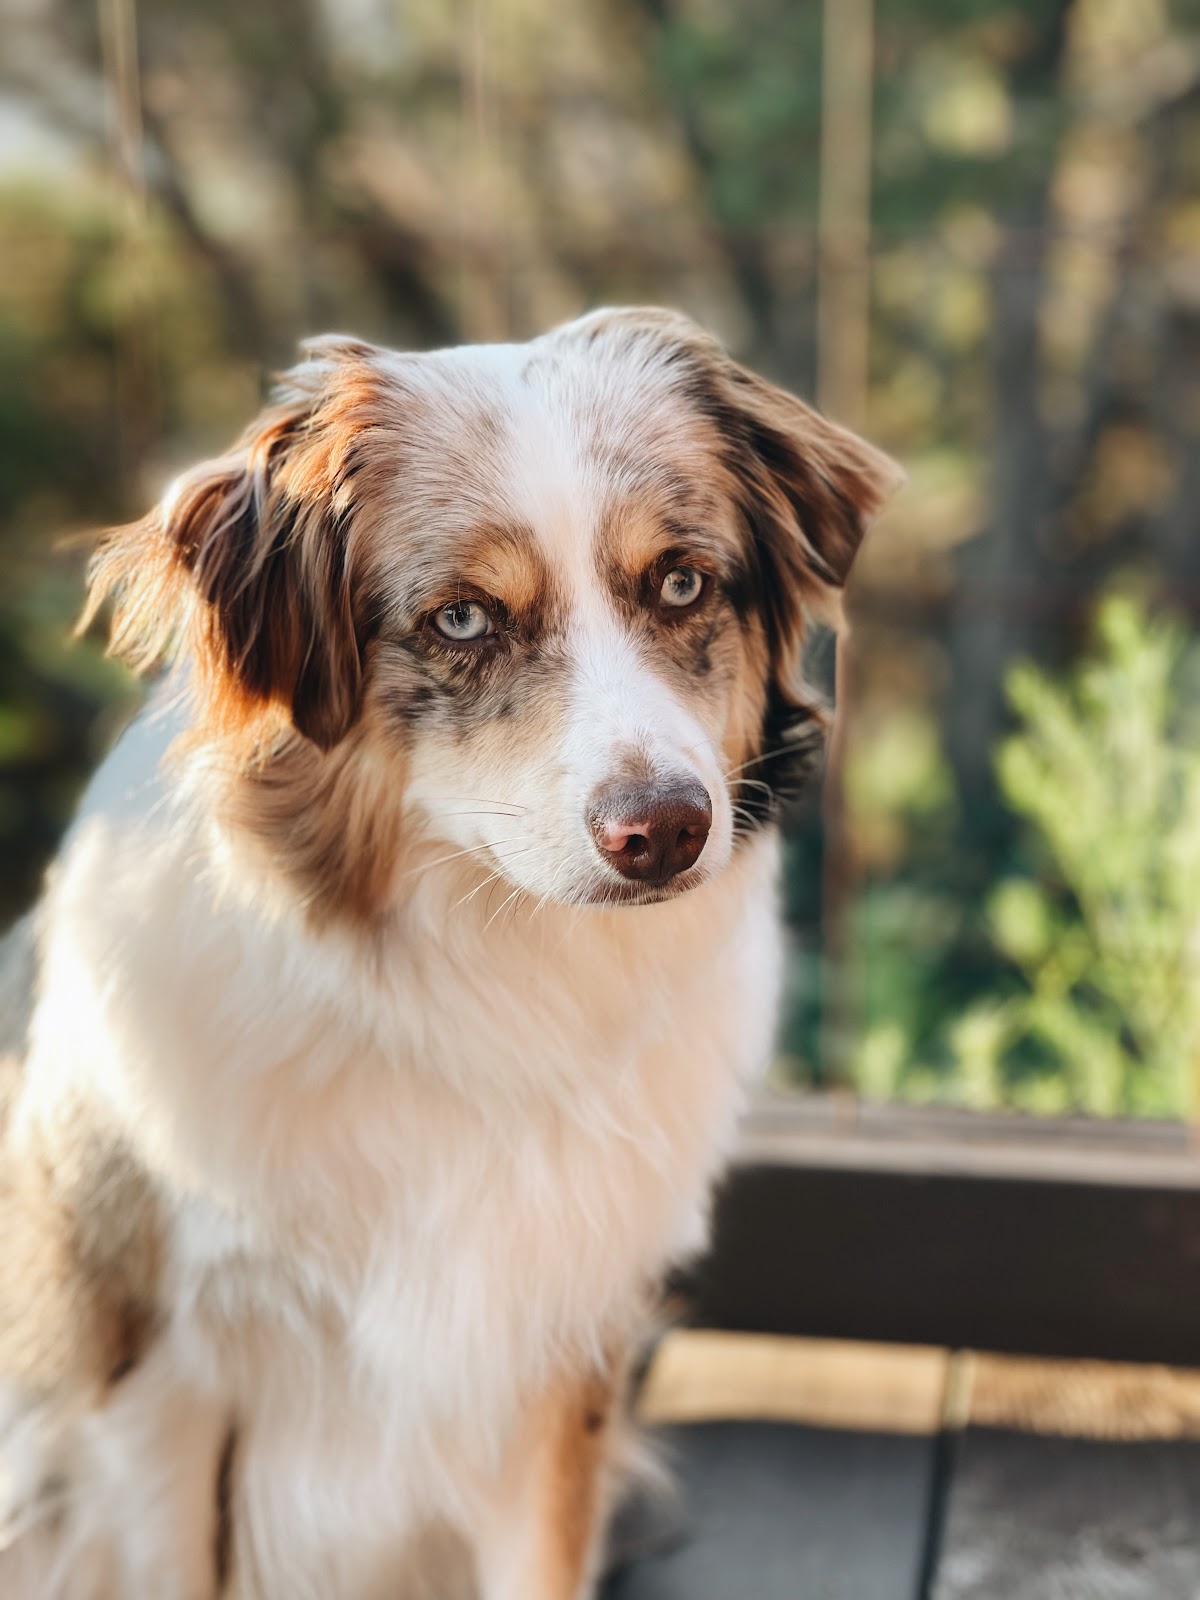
[
  {"xmin": 484, "ymin": 882, "xmax": 526, "ymax": 932},
  {"xmin": 506, "ymin": 886, "xmax": 529, "ymax": 930},
  {"xmin": 395, "ymin": 840, "xmax": 522, "ymax": 882},
  {"xmin": 530, "ymin": 857, "xmax": 574, "ymax": 922},
  {"xmin": 722, "ymin": 740, "xmax": 823, "ymax": 782},
  {"xmin": 451, "ymin": 872, "xmax": 503, "ymax": 914},
  {"xmin": 431, "ymin": 808, "xmax": 530, "ymax": 820},
  {"xmin": 448, "ymin": 843, "xmax": 537, "ymax": 913},
  {"xmin": 446, "ymin": 797, "xmax": 527, "ymax": 815}
]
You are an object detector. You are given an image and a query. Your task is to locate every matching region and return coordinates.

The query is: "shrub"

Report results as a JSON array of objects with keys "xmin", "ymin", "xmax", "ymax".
[{"xmin": 952, "ymin": 595, "xmax": 1200, "ymax": 1117}]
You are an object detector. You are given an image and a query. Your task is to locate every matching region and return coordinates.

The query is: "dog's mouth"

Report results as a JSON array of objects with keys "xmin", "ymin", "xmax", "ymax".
[
  {"xmin": 575, "ymin": 865, "xmax": 710, "ymax": 908},
  {"xmin": 465, "ymin": 847, "xmax": 714, "ymax": 914}
]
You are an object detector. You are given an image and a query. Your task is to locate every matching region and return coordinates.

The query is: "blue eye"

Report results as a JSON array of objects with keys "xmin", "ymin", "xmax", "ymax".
[
  {"xmin": 660, "ymin": 566, "xmax": 705, "ymax": 608},
  {"xmin": 434, "ymin": 600, "xmax": 494, "ymax": 641}
]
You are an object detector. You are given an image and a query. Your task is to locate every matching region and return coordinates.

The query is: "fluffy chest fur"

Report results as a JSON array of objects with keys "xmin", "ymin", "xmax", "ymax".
[{"xmin": 41, "ymin": 763, "xmax": 780, "ymax": 1323}]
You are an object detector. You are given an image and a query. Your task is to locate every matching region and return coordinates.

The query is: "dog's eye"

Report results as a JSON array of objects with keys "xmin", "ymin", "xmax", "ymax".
[
  {"xmin": 659, "ymin": 566, "xmax": 706, "ymax": 609},
  {"xmin": 433, "ymin": 600, "xmax": 494, "ymax": 642}
]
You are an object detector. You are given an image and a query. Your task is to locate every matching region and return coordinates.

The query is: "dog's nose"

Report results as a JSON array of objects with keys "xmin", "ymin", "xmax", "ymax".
[{"xmin": 588, "ymin": 780, "xmax": 712, "ymax": 884}]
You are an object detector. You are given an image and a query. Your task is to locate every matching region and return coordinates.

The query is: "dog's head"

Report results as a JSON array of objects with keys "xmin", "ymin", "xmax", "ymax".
[{"xmin": 86, "ymin": 309, "xmax": 901, "ymax": 919}]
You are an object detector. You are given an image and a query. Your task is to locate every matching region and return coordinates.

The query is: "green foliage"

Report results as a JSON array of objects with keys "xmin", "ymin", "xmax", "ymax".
[
  {"xmin": 840, "ymin": 594, "xmax": 1200, "ymax": 1121},
  {"xmin": 652, "ymin": 3, "xmax": 823, "ymax": 231},
  {"xmin": 954, "ymin": 596, "xmax": 1200, "ymax": 1117}
]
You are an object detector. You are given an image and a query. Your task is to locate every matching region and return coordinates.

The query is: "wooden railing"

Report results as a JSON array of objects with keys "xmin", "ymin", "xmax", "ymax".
[{"xmin": 679, "ymin": 1094, "xmax": 1200, "ymax": 1366}]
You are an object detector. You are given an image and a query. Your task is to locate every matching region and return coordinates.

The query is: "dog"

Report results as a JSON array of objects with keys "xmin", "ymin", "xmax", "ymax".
[{"xmin": 0, "ymin": 306, "xmax": 900, "ymax": 1599}]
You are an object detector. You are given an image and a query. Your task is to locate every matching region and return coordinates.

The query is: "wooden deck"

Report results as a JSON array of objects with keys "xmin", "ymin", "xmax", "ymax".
[{"xmin": 602, "ymin": 1333, "xmax": 1200, "ymax": 1599}]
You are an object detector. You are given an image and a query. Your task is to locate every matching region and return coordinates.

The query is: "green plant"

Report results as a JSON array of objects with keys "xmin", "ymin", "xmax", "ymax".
[{"xmin": 951, "ymin": 594, "xmax": 1200, "ymax": 1117}]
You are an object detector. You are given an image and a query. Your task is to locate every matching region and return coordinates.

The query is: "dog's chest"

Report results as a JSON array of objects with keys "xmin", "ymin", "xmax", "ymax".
[{"xmin": 173, "ymin": 848, "xmax": 781, "ymax": 1443}]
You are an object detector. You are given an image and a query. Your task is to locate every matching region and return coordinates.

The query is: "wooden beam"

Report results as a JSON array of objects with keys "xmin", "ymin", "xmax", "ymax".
[
  {"xmin": 817, "ymin": 0, "xmax": 874, "ymax": 426},
  {"xmin": 678, "ymin": 1098, "xmax": 1200, "ymax": 1366},
  {"xmin": 638, "ymin": 1331, "xmax": 1200, "ymax": 1441},
  {"xmin": 640, "ymin": 1331, "xmax": 948, "ymax": 1435}
]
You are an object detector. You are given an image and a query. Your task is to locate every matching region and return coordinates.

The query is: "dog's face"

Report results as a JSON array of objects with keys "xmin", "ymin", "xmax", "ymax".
[{"xmin": 88, "ymin": 309, "xmax": 900, "ymax": 919}]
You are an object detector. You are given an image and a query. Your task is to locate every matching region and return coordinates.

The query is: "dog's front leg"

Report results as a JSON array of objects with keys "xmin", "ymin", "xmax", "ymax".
[{"xmin": 473, "ymin": 1350, "xmax": 626, "ymax": 1600}]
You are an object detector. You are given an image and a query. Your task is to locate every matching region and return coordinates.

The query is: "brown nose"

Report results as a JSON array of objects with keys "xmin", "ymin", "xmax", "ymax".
[{"xmin": 588, "ymin": 780, "xmax": 712, "ymax": 884}]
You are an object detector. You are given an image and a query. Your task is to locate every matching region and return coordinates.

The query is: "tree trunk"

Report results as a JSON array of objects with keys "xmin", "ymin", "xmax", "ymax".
[{"xmin": 944, "ymin": 0, "xmax": 1077, "ymax": 847}]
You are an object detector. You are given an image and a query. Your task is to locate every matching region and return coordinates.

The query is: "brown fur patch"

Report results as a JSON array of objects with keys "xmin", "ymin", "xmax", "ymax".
[
  {"xmin": 497, "ymin": 1345, "xmax": 628, "ymax": 1600},
  {"xmin": 212, "ymin": 1422, "xmax": 239, "ymax": 1595},
  {"xmin": 220, "ymin": 715, "xmax": 410, "ymax": 928},
  {"xmin": 0, "ymin": 1093, "xmax": 161, "ymax": 1403},
  {"xmin": 424, "ymin": 521, "xmax": 563, "ymax": 643},
  {"xmin": 536, "ymin": 1365, "xmax": 619, "ymax": 1596}
]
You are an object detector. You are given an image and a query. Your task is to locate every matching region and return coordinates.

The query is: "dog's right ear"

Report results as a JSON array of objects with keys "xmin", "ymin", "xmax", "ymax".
[{"xmin": 82, "ymin": 340, "xmax": 383, "ymax": 751}]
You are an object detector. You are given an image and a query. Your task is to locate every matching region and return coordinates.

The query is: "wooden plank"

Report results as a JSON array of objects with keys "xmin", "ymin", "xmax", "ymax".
[
  {"xmin": 603, "ymin": 1422, "xmax": 934, "ymax": 1600},
  {"xmin": 739, "ymin": 1095, "xmax": 1200, "ymax": 1188},
  {"xmin": 679, "ymin": 1101, "xmax": 1200, "ymax": 1364},
  {"xmin": 931, "ymin": 1430, "xmax": 1200, "ymax": 1599},
  {"xmin": 639, "ymin": 1330, "xmax": 948, "ymax": 1435},
  {"xmin": 637, "ymin": 1333, "xmax": 1200, "ymax": 1440},
  {"xmin": 965, "ymin": 1352, "xmax": 1200, "ymax": 1440}
]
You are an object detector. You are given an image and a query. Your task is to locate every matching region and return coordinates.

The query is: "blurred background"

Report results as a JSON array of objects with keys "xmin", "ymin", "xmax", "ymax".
[{"xmin": 2, "ymin": 0, "xmax": 1199, "ymax": 1120}]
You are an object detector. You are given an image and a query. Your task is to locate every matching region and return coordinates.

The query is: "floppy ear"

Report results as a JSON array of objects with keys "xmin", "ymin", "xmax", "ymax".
[
  {"xmin": 700, "ymin": 349, "xmax": 904, "ymax": 711},
  {"xmin": 573, "ymin": 306, "xmax": 900, "ymax": 636},
  {"xmin": 584, "ymin": 306, "xmax": 902, "ymax": 708},
  {"xmin": 81, "ymin": 343, "xmax": 382, "ymax": 751}
]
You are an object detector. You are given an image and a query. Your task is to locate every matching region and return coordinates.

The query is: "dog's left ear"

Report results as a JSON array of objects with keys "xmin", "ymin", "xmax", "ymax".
[
  {"xmin": 697, "ymin": 348, "xmax": 904, "ymax": 711},
  {"xmin": 719, "ymin": 362, "xmax": 902, "ymax": 612}
]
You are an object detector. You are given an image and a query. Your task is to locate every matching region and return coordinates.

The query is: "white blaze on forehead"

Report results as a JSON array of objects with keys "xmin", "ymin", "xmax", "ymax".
[
  {"xmin": 427, "ymin": 338, "xmax": 613, "ymax": 602},
  {"xmin": 514, "ymin": 376, "xmax": 710, "ymax": 783},
  {"xmin": 495, "ymin": 364, "xmax": 642, "ymax": 687},
  {"xmin": 510, "ymin": 396, "xmax": 597, "ymax": 591},
  {"xmin": 518, "ymin": 354, "xmax": 632, "ymax": 600},
  {"xmin": 464, "ymin": 350, "xmax": 721, "ymax": 795}
]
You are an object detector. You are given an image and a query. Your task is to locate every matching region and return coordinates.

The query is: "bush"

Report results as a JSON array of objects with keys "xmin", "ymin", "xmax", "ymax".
[{"xmin": 948, "ymin": 595, "xmax": 1200, "ymax": 1118}]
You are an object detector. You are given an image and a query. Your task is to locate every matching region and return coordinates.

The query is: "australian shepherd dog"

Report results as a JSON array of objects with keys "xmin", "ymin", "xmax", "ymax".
[{"xmin": 0, "ymin": 308, "xmax": 899, "ymax": 1599}]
